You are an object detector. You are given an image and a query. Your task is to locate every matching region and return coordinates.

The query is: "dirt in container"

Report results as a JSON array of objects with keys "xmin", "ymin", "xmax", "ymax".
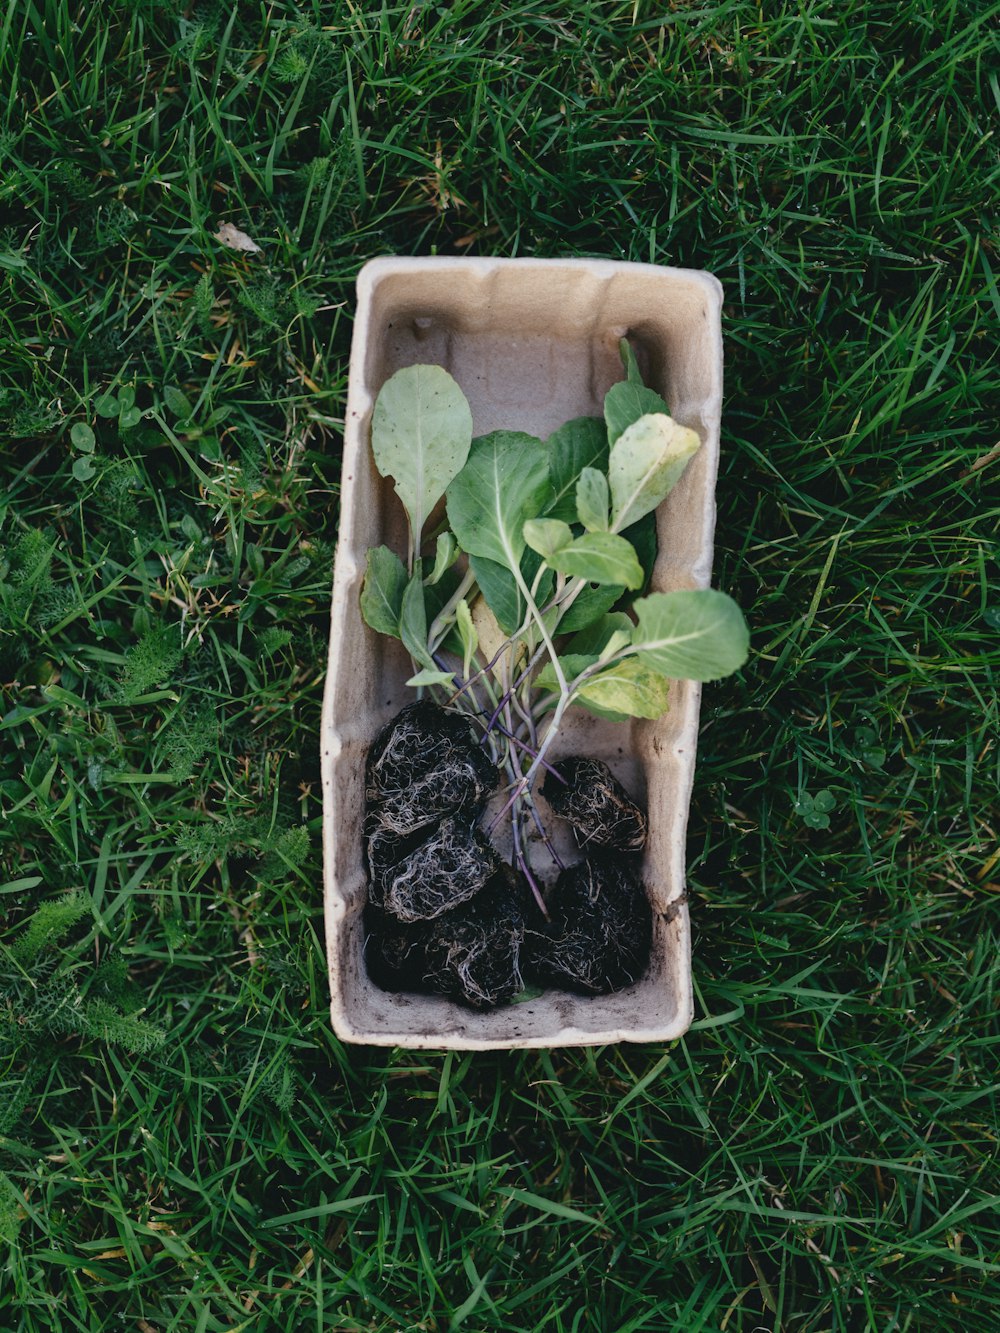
[
  {"xmin": 524, "ymin": 854, "xmax": 652, "ymax": 995},
  {"xmin": 363, "ymin": 709, "xmax": 654, "ymax": 1007},
  {"xmin": 422, "ymin": 867, "xmax": 529, "ymax": 1010},
  {"xmin": 541, "ymin": 756, "xmax": 647, "ymax": 852},
  {"xmin": 366, "ymin": 699, "xmax": 497, "ymax": 832},
  {"xmin": 363, "ymin": 814, "xmax": 423, "ymax": 910},
  {"xmin": 362, "ymin": 906, "xmax": 430, "ymax": 993},
  {"xmin": 377, "ymin": 814, "xmax": 500, "ymax": 923}
]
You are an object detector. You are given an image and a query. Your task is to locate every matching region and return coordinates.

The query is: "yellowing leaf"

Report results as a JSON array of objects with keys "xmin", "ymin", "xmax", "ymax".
[
  {"xmin": 609, "ymin": 413, "xmax": 700, "ymax": 532},
  {"xmin": 470, "ymin": 594, "xmax": 521, "ymax": 685},
  {"xmin": 574, "ymin": 658, "xmax": 671, "ymax": 720}
]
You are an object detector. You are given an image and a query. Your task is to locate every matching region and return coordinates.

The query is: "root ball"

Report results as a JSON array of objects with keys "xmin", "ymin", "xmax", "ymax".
[
  {"xmin": 526, "ymin": 855, "xmax": 652, "ymax": 994},
  {"xmin": 541, "ymin": 757, "xmax": 647, "ymax": 852}
]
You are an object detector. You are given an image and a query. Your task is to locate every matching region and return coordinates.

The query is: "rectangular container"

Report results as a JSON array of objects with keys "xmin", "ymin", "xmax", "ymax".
[{"xmin": 322, "ymin": 256, "xmax": 723, "ymax": 1049}]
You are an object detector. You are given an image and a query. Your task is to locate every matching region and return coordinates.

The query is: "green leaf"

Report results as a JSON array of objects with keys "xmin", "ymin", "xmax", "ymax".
[
  {"xmin": 406, "ymin": 668, "xmax": 456, "ymax": 688},
  {"xmin": 469, "ymin": 551, "xmax": 553, "ymax": 637},
  {"xmin": 626, "ymin": 511, "xmax": 658, "ymax": 589},
  {"xmin": 601, "ymin": 629, "xmax": 631, "ymax": 659},
  {"xmin": 70, "ymin": 422, "xmax": 95, "ymax": 452},
  {"xmin": 557, "ymin": 581, "xmax": 625, "ymax": 634},
  {"xmin": 523, "ymin": 518, "xmax": 572, "ymax": 563},
  {"xmin": 360, "ymin": 546, "xmax": 407, "ymax": 638},
  {"xmin": 794, "ymin": 793, "xmax": 834, "ymax": 829},
  {"xmin": 119, "ymin": 405, "xmax": 142, "ymax": 430},
  {"xmin": 574, "ymin": 657, "xmax": 671, "ymax": 720},
  {"xmin": 575, "ymin": 468, "xmax": 611, "ymax": 532},
  {"xmin": 533, "ymin": 653, "xmax": 597, "ymax": 696},
  {"xmin": 566, "ymin": 612, "xmax": 633, "ymax": 658},
  {"xmin": 547, "ymin": 532, "xmax": 643, "ymax": 590},
  {"xmin": 180, "ymin": 514, "xmax": 202, "ymax": 544},
  {"xmin": 446, "ymin": 430, "xmax": 550, "ymax": 570},
  {"xmin": 426, "ymin": 531, "xmax": 459, "ymax": 585},
  {"xmin": 95, "ymin": 393, "xmax": 119, "ymax": 418},
  {"xmin": 71, "ymin": 457, "xmax": 96, "ymax": 483},
  {"xmin": 619, "ymin": 338, "xmax": 643, "ymax": 385},
  {"xmin": 545, "ymin": 417, "xmax": 608, "ymax": 521},
  {"xmin": 855, "ymin": 726, "xmax": 886, "ymax": 769},
  {"xmin": 163, "ymin": 385, "xmax": 193, "ymax": 418},
  {"xmin": 455, "ymin": 598, "xmax": 478, "ymax": 679},
  {"xmin": 11, "ymin": 889, "xmax": 91, "ymax": 964},
  {"xmin": 399, "ymin": 568, "xmax": 436, "ymax": 671},
  {"xmin": 631, "ymin": 589, "xmax": 749, "ymax": 681},
  {"xmin": 437, "ymin": 625, "xmax": 464, "ymax": 658},
  {"xmin": 425, "ymin": 564, "xmax": 465, "ymax": 625},
  {"xmin": 468, "ymin": 554, "xmax": 521, "ymax": 636},
  {"xmin": 371, "ymin": 364, "xmax": 473, "ymax": 545},
  {"xmin": 604, "ymin": 380, "xmax": 669, "ymax": 444},
  {"xmin": 608, "ymin": 413, "xmax": 701, "ymax": 532},
  {"xmin": 117, "ymin": 385, "xmax": 136, "ymax": 409}
]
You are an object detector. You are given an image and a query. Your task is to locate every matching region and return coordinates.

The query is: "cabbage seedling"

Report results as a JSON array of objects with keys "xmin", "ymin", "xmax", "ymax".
[{"xmin": 361, "ymin": 342, "xmax": 750, "ymax": 918}]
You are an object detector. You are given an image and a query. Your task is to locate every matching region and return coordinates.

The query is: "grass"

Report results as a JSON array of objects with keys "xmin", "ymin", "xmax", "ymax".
[{"xmin": 1, "ymin": 0, "xmax": 998, "ymax": 1328}]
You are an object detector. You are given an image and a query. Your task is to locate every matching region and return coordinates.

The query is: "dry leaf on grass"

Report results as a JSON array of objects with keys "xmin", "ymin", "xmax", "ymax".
[{"xmin": 213, "ymin": 221, "xmax": 262, "ymax": 254}]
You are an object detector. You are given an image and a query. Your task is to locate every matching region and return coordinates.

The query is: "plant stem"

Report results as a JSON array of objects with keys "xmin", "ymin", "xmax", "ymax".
[
  {"xmin": 427, "ymin": 566, "xmax": 477, "ymax": 652},
  {"xmin": 505, "ymin": 693, "xmax": 573, "ymax": 816},
  {"xmin": 527, "ymin": 799, "xmax": 566, "ymax": 871},
  {"xmin": 510, "ymin": 553, "xmax": 569, "ymax": 698},
  {"xmin": 510, "ymin": 802, "xmax": 548, "ymax": 918},
  {"xmin": 430, "ymin": 656, "xmax": 494, "ymax": 758},
  {"xmin": 483, "ymin": 640, "xmax": 548, "ymax": 735},
  {"xmin": 491, "ymin": 722, "xmax": 564, "ymax": 780}
]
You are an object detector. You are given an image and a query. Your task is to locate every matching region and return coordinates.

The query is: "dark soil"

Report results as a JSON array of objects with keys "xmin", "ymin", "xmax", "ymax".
[
  {"xmin": 422, "ymin": 868, "xmax": 528, "ymax": 1009},
  {"xmin": 377, "ymin": 814, "xmax": 500, "ymax": 923},
  {"xmin": 541, "ymin": 757, "xmax": 647, "ymax": 851},
  {"xmin": 524, "ymin": 854, "xmax": 652, "ymax": 995},
  {"xmin": 364, "ymin": 870, "xmax": 530, "ymax": 1010},
  {"xmin": 366, "ymin": 699, "xmax": 497, "ymax": 833},
  {"xmin": 363, "ymin": 814, "xmax": 422, "ymax": 910},
  {"xmin": 362, "ymin": 704, "xmax": 654, "ymax": 1009},
  {"xmin": 363, "ymin": 905, "xmax": 430, "ymax": 992}
]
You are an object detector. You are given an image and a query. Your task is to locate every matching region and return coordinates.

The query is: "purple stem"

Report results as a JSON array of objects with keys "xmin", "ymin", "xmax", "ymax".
[
  {"xmin": 480, "ymin": 642, "xmax": 549, "ymax": 744},
  {"xmin": 489, "ymin": 676, "xmax": 527, "ymax": 833},
  {"xmin": 431, "ymin": 653, "xmax": 460, "ymax": 686},
  {"xmin": 488, "ymin": 747, "xmax": 570, "ymax": 835},
  {"xmin": 486, "ymin": 783, "xmax": 526, "ymax": 839},
  {"xmin": 528, "ymin": 800, "xmax": 566, "ymax": 871},
  {"xmin": 511, "ymin": 801, "xmax": 548, "ymax": 919},
  {"xmin": 491, "ymin": 722, "xmax": 566, "ymax": 783},
  {"xmin": 451, "ymin": 638, "xmax": 513, "ymax": 704},
  {"xmin": 434, "ymin": 651, "xmax": 564, "ymax": 888},
  {"xmin": 482, "ymin": 695, "xmax": 508, "ymax": 743}
]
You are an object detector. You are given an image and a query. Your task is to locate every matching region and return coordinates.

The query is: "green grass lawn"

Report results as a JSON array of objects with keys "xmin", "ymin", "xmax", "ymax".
[{"xmin": 2, "ymin": 1, "xmax": 999, "ymax": 1328}]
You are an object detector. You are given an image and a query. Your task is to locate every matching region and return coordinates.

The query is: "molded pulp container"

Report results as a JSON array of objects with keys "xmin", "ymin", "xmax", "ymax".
[{"xmin": 322, "ymin": 256, "xmax": 723, "ymax": 1049}]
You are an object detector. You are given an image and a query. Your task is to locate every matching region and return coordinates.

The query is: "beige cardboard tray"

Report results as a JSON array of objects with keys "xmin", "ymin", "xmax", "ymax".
[{"xmin": 322, "ymin": 256, "xmax": 723, "ymax": 1049}]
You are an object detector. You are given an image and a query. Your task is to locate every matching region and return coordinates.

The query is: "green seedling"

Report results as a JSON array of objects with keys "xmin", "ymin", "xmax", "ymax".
[
  {"xmin": 69, "ymin": 420, "xmax": 97, "ymax": 481},
  {"xmin": 794, "ymin": 789, "xmax": 837, "ymax": 830},
  {"xmin": 95, "ymin": 383, "xmax": 143, "ymax": 432},
  {"xmin": 361, "ymin": 343, "xmax": 750, "ymax": 906},
  {"xmin": 161, "ymin": 384, "xmax": 232, "ymax": 453}
]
